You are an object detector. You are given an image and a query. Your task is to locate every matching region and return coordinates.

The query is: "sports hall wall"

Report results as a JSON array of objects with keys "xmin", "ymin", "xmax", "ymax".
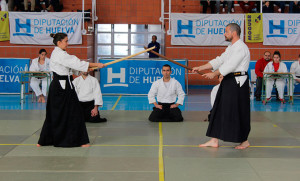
[{"xmin": 0, "ymin": 0, "xmax": 299, "ymax": 86}]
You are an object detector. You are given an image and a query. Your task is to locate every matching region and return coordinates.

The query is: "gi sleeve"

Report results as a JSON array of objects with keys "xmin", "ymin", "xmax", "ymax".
[
  {"xmin": 29, "ymin": 59, "xmax": 38, "ymax": 71},
  {"xmin": 93, "ymin": 78, "xmax": 103, "ymax": 106},
  {"xmin": 290, "ymin": 62, "xmax": 297, "ymax": 79},
  {"xmin": 72, "ymin": 77, "xmax": 80, "ymax": 95},
  {"xmin": 59, "ymin": 51, "xmax": 89, "ymax": 72},
  {"xmin": 282, "ymin": 63, "xmax": 288, "ymax": 73},
  {"xmin": 218, "ymin": 47, "xmax": 245, "ymax": 76},
  {"xmin": 175, "ymin": 81, "xmax": 185, "ymax": 105},
  {"xmin": 209, "ymin": 49, "xmax": 227, "ymax": 71},
  {"xmin": 148, "ymin": 81, "xmax": 158, "ymax": 104}
]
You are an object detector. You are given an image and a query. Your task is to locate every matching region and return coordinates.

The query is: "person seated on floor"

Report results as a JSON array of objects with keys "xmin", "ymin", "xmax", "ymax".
[
  {"xmin": 288, "ymin": 54, "xmax": 300, "ymax": 100},
  {"xmin": 29, "ymin": 49, "xmax": 50, "ymax": 103},
  {"xmin": 73, "ymin": 71, "xmax": 107, "ymax": 123},
  {"xmin": 263, "ymin": 51, "xmax": 288, "ymax": 104},
  {"xmin": 148, "ymin": 64, "xmax": 185, "ymax": 122}
]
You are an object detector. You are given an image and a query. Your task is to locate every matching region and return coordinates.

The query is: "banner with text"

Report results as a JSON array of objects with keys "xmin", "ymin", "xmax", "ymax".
[
  {"xmin": 99, "ymin": 59, "xmax": 186, "ymax": 94},
  {"xmin": 0, "ymin": 58, "xmax": 30, "ymax": 94},
  {"xmin": 0, "ymin": 11, "xmax": 10, "ymax": 41},
  {"xmin": 263, "ymin": 14, "xmax": 300, "ymax": 45},
  {"xmin": 171, "ymin": 13, "xmax": 244, "ymax": 46},
  {"xmin": 9, "ymin": 12, "xmax": 82, "ymax": 45},
  {"xmin": 245, "ymin": 13, "xmax": 263, "ymax": 42}
]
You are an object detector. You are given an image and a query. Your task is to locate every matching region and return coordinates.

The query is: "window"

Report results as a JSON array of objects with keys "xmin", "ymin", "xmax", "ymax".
[{"xmin": 95, "ymin": 24, "xmax": 164, "ymax": 59}]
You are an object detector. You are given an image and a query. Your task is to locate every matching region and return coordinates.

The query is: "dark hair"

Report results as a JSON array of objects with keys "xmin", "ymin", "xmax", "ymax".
[
  {"xmin": 152, "ymin": 35, "xmax": 157, "ymax": 40},
  {"xmin": 226, "ymin": 23, "xmax": 241, "ymax": 37},
  {"xmin": 163, "ymin": 64, "xmax": 171, "ymax": 70},
  {"xmin": 39, "ymin": 49, "xmax": 47, "ymax": 54},
  {"xmin": 273, "ymin": 50, "xmax": 281, "ymax": 58},
  {"xmin": 299, "ymin": 54, "xmax": 300, "ymax": 58},
  {"xmin": 50, "ymin": 33, "xmax": 68, "ymax": 46}
]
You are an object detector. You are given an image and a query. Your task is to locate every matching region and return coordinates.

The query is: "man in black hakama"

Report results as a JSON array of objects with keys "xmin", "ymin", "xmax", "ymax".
[{"xmin": 192, "ymin": 23, "xmax": 251, "ymax": 149}]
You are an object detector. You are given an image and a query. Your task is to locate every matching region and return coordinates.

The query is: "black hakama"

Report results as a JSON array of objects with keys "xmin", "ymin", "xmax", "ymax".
[
  {"xmin": 149, "ymin": 102, "xmax": 183, "ymax": 122},
  {"xmin": 38, "ymin": 72, "xmax": 89, "ymax": 147},
  {"xmin": 206, "ymin": 73, "xmax": 251, "ymax": 143},
  {"xmin": 79, "ymin": 100, "xmax": 107, "ymax": 123}
]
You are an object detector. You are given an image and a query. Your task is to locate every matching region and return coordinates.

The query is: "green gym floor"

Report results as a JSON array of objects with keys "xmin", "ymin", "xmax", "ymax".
[{"xmin": 0, "ymin": 107, "xmax": 299, "ymax": 181}]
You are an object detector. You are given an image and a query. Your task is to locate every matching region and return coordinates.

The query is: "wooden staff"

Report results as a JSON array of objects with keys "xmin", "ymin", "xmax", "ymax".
[
  {"xmin": 143, "ymin": 46, "xmax": 202, "ymax": 75},
  {"xmin": 91, "ymin": 46, "xmax": 156, "ymax": 70}
]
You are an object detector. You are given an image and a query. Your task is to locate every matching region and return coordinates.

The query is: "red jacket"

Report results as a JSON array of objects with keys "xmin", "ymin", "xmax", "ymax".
[{"xmin": 255, "ymin": 58, "xmax": 272, "ymax": 78}]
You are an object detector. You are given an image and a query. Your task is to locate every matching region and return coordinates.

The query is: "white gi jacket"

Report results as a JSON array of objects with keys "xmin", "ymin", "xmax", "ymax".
[
  {"xmin": 29, "ymin": 57, "xmax": 50, "ymax": 72},
  {"xmin": 73, "ymin": 75, "xmax": 103, "ymax": 106},
  {"xmin": 50, "ymin": 47, "xmax": 89, "ymax": 75},
  {"xmin": 209, "ymin": 39, "xmax": 250, "ymax": 87},
  {"xmin": 288, "ymin": 61, "xmax": 300, "ymax": 95},
  {"xmin": 264, "ymin": 61, "xmax": 287, "ymax": 99},
  {"xmin": 29, "ymin": 57, "xmax": 51, "ymax": 96},
  {"xmin": 148, "ymin": 78, "xmax": 185, "ymax": 105},
  {"xmin": 290, "ymin": 61, "xmax": 300, "ymax": 80},
  {"xmin": 264, "ymin": 61, "xmax": 288, "ymax": 80},
  {"xmin": 50, "ymin": 47, "xmax": 89, "ymax": 89}
]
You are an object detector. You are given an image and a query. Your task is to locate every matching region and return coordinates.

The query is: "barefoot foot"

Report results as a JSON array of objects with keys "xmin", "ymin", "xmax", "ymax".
[
  {"xmin": 36, "ymin": 144, "xmax": 41, "ymax": 147},
  {"xmin": 235, "ymin": 140, "xmax": 250, "ymax": 149},
  {"xmin": 198, "ymin": 138, "xmax": 219, "ymax": 148},
  {"xmin": 81, "ymin": 144, "xmax": 90, "ymax": 147}
]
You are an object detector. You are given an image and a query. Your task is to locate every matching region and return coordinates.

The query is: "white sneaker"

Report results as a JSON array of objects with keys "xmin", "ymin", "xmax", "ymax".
[
  {"xmin": 231, "ymin": 8, "xmax": 234, "ymax": 13},
  {"xmin": 222, "ymin": 8, "xmax": 225, "ymax": 13}
]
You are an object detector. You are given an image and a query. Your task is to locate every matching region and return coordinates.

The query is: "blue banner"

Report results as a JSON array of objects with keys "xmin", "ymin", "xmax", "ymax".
[
  {"xmin": 99, "ymin": 59, "xmax": 187, "ymax": 94},
  {"xmin": 0, "ymin": 58, "xmax": 30, "ymax": 93},
  {"xmin": 263, "ymin": 14, "xmax": 300, "ymax": 45}
]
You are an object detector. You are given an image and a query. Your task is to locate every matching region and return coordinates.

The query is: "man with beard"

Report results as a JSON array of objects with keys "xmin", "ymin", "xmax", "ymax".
[
  {"xmin": 255, "ymin": 51, "xmax": 272, "ymax": 101},
  {"xmin": 192, "ymin": 23, "xmax": 251, "ymax": 149}
]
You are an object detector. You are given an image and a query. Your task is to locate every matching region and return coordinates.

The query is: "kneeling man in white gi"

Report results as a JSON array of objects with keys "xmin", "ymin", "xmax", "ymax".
[
  {"xmin": 73, "ymin": 72, "xmax": 107, "ymax": 123},
  {"xmin": 148, "ymin": 64, "xmax": 185, "ymax": 122}
]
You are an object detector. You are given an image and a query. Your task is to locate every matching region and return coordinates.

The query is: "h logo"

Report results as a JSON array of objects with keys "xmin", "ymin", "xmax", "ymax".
[
  {"xmin": 266, "ymin": 20, "xmax": 287, "ymax": 38},
  {"xmin": 175, "ymin": 20, "xmax": 195, "ymax": 38},
  {"xmin": 13, "ymin": 19, "xmax": 34, "ymax": 37},
  {"xmin": 104, "ymin": 68, "xmax": 128, "ymax": 87}
]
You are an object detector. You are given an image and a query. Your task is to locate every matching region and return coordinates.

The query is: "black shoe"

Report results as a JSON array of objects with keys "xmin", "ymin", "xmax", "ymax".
[{"xmin": 256, "ymin": 97, "xmax": 261, "ymax": 101}]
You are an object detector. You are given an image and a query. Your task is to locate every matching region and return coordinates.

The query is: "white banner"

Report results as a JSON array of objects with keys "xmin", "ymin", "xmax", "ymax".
[
  {"xmin": 171, "ymin": 13, "xmax": 244, "ymax": 46},
  {"xmin": 263, "ymin": 14, "xmax": 300, "ymax": 46},
  {"xmin": 9, "ymin": 12, "xmax": 82, "ymax": 45}
]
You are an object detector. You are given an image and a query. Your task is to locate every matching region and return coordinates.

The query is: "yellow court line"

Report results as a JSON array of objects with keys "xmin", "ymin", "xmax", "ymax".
[
  {"xmin": 111, "ymin": 95, "xmax": 122, "ymax": 110},
  {"xmin": 159, "ymin": 122, "xmax": 165, "ymax": 181}
]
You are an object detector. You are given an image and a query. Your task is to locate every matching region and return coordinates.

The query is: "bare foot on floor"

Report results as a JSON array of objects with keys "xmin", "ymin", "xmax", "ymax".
[
  {"xmin": 199, "ymin": 138, "xmax": 219, "ymax": 148},
  {"xmin": 235, "ymin": 140, "xmax": 250, "ymax": 149},
  {"xmin": 81, "ymin": 144, "xmax": 90, "ymax": 147},
  {"xmin": 36, "ymin": 144, "xmax": 41, "ymax": 147}
]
